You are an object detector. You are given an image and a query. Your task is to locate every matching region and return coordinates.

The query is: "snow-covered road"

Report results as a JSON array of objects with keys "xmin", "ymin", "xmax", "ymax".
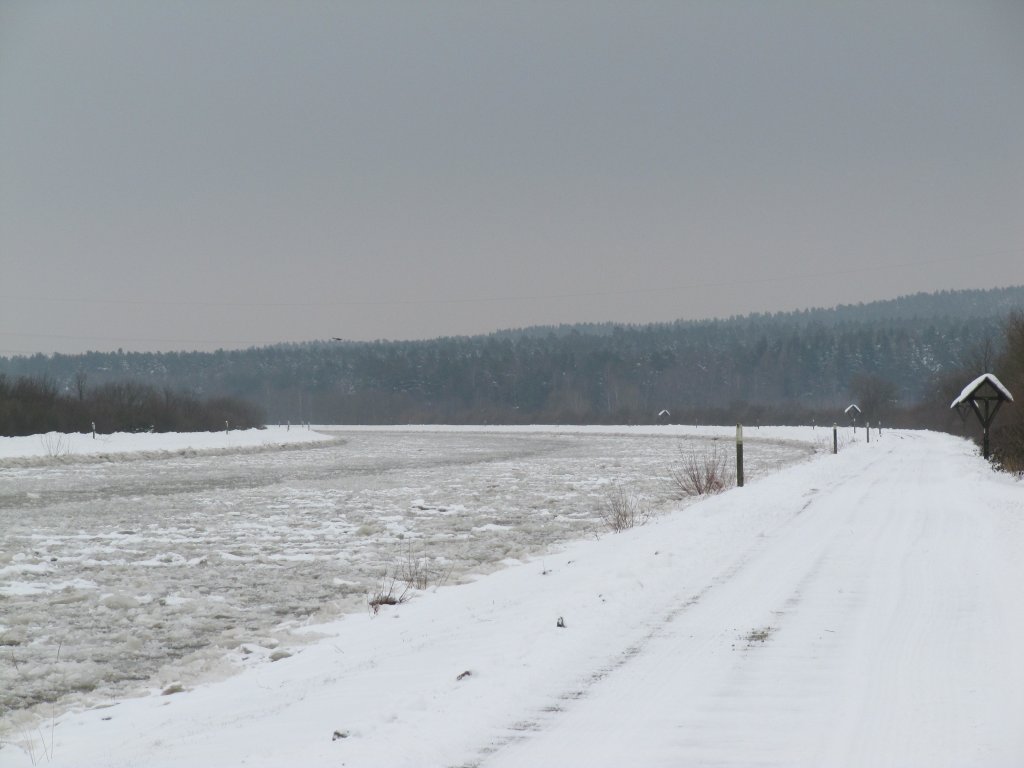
[
  {"xmin": 3, "ymin": 429, "xmax": 1023, "ymax": 767},
  {"xmin": 485, "ymin": 431, "xmax": 1024, "ymax": 767}
]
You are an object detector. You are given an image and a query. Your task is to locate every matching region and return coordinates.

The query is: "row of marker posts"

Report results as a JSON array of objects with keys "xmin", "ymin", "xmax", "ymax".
[
  {"xmin": 88, "ymin": 419, "xmax": 242, "ymax": 438},
  {"xmin": 734, "ymin": 419, "xmax": 879, "ymax": 487},
  {"xmin": 832, "ymin": 421, "xmax": 882, "ymax": 454}
]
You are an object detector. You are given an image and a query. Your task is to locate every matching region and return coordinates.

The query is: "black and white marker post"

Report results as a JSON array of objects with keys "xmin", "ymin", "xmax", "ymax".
[{"xmin": 736, "ymin": 423, "xmax": 744, "ymax": 488}]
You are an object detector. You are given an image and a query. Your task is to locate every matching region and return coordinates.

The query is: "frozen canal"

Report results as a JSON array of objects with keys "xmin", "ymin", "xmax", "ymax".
[{"xmin": 0, "ymin": 428, "xmax": 812, "ymax": 732}]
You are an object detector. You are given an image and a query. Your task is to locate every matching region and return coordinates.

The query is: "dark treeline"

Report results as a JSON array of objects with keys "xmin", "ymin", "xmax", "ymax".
[
  {"xmin": 0, "ymin": 375, "xmax": 264, "ymax": 436},
  {"xmin": 1, "ymin": 286, "xmax": 1022, "ymax": 432},
  {"xmin": 989, "ymin": 312, "xmax": 1024, "ymax": 473}
]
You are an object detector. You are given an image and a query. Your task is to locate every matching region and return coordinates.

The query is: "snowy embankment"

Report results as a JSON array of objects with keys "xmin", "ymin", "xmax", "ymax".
[
  {"xmin": 0, "ymin": 426, "xmax": 335, "ymax": 465},
  {"xmin": 5, "ymin": 429, "xmax": 1022, "ymax": 767},
  {"xmin": 0, "ymin": 422, "xmax": 801, "ymax": 464},
  {"xmin": 317, "ymin": 422, "xmax": 816, "ymax": 441},
  {"xmin": 1, "ymin": 428, "xmax": 809, "ymax": 728}
]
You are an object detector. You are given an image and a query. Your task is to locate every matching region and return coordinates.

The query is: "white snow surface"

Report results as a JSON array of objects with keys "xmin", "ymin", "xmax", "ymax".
[
  {"xmin": 2, "ymin": 426, "xmax": 1023, "ymax": 766},
  {"xmin": 0, "ymin": 426, "xmax": 334, "ymax": 464},
  {"xmin": 0, "ymin": 426, "xmax": 809, "ymax": 732}
]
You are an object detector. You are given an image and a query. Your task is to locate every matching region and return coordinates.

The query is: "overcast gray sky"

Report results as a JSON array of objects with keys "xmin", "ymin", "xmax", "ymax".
[{"xmin": 2, "ymin": 1, "xmax": 1022, "ymax": 355}]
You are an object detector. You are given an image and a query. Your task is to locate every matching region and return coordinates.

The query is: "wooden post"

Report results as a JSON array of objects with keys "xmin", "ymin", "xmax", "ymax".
[
  {"xmin": 866, "ymin": 422, "xmax": 870, "ymax": 443},
  {"xmin": 91, "ymin": 421, "xmax": 96, "ymax": 439},
  {"xmin": 968, "ymin": 393, "xmax": 1006, "ymax": 460},
  {"xmin": 736, "ymin": 424, "xmax": 744, "ymax": 488},
  {"xmin": 982, "ymin": 399, "xmax": 991, "ymax": 459},
  {"xmin": 225, "ymin": 420, "xmax": 230, "ymax": 433},
  {"xmin": 833, "ymin": 424, "xmax": 838, "ymax": 454}
]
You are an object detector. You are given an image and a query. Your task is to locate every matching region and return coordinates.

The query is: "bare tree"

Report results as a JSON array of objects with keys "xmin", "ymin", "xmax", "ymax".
[
  {"xmin": 74, "ymin": 370, "xmax": 88, "ymax": 401},
  {"xmin": 850, "ymin": 374, "xmax": 898, "ymax": 423}
]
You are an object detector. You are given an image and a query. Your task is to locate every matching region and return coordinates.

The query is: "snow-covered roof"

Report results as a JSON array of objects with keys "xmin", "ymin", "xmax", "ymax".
[
  {"xmin": 950, "ymin": 373, "xmax": 1014, "ymax": 408},
  {"xmin": 845, "ymin": 404, "xmax": 861, "ymax": 414}
]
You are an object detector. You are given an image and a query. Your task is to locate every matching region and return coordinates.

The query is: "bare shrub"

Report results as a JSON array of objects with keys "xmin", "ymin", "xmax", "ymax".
[
  {"xmin": 995, "ymin": 447, "xmax": 1024, "ymax": 478},
  {"xmin": 398, "ymin": 547, "xmax": 453, "ymax": 591},
  {"xmin": 0, "ymin": 374, "xmax": 264, "ymax": 436},
  {"xmin": 670, "ymin": 442, "xmax": 734, "ymax": 497},
  {"xmin": 39, "ymin": 432, "xmax": 71, "ymax": 458},
  {"xmin": 367, "ymin": 569, "xmax": 410, "ymax": 614},
  {"xmin": 6, "ymin": 642, "xmax": 60, "ymax": 765},
  {"xmin": 399, "ymin": 550, "xmax": 430, "ymax": 591},
  {"xmin": 400, "ymin": 546, "xmax": 456, "ymax": 591},
  {"xmin": 367, "ymin": 549, "xmax": 455, "ymax": 613},
  {"xmin": 601, "ymin": 487, "xmax": 649, "ymax": 532},
  {"xmin": 990, "ymin": 312, "xmax": 1024, "ymax": 474}
]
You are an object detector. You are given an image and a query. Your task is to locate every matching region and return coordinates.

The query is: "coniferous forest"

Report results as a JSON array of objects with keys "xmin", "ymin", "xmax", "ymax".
[{"xmin": 1, "ymin": 286, "xmax": 1022, "ymax": 434}]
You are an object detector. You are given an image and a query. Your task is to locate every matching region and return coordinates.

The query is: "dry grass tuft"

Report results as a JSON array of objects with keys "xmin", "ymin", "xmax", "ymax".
[{"xmin": 600, "ymin": 487, "xmax": 650, "ymax": 532}]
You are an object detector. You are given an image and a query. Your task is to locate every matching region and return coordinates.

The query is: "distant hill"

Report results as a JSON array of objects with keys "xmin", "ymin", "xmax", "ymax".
[{"xmin": 3, "ymin": 286, "xmax": 1023, "ymax": 425}]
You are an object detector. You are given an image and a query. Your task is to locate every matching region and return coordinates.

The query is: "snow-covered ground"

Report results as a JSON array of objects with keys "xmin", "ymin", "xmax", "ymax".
[
  {"xmin": 0, "ymin": 426, "xmax": 335, "ymax": 465},
  {"xmin": 0, "ymin": 426, "xmax": 810, "ymax": 750},
  {"xmin": 3, "ymin": 427, "xmax": 1022, "ymax": 766}
]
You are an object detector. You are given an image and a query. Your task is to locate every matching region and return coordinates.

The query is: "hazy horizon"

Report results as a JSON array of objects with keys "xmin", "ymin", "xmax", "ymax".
[
  {"xmin": 0, "ymin": 283, "xmax": 1020, "ymax": 359},
  {"xmin": 3, "ymin": 2, "xmax": 1022, "ymax": 355}
]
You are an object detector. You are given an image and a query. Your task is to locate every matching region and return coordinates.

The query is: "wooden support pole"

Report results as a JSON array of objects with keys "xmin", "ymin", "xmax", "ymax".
[
  {"xmin": 984, "ymin": 399, "xmax": 991, "ymax": 459},
  {"xmin": 833, "ymin": 424, "xmax": 838, "ymax": 454}
]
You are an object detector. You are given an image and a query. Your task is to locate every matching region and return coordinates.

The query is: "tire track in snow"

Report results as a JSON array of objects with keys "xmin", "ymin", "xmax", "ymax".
[
  {"xmin": 480, "ymin": 440, "xmax": 1024, "ymax": 766},
  {"xmin": 468, "ymin": 449, "xmax": 896, "ymax": 767}
]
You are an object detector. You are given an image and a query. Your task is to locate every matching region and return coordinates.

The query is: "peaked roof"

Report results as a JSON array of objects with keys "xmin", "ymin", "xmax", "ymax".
[{"xmin": 950, "ymin": 373, "xmax": 1014, "ymax": 408}]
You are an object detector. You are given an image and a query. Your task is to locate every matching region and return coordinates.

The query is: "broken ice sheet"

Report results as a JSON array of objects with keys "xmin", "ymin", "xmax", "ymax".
[{"xmin": 0, "ymin": 429, "xmax": 809, "ymax": 732}]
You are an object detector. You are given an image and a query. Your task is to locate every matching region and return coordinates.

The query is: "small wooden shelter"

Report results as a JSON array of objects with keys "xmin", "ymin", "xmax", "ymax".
[
  {"xmin": 950, "ymin": 373, "xmax": 1013, "ymax": 459},
  {"xmin": 845, "ymin": 403, "xmax": 861, "ymax": 427}
]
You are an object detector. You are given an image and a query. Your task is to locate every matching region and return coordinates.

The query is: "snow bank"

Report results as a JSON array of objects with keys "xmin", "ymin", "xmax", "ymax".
[
  {"xmin": 1, "ymin": 424, "xmax": 819, "ymax": 464},
  {"xmin": 4, "ymin": 428, "xmax": 1020, "ymax": 767},
  {"xmin": 0, "ymin": 426, "xmax": 335, "ymax": 463},
  {"xmin": 0, "ymin": 429, "xmax": 814, "ymax": 732},
  {"xmin": 315, "ymin": 423, "xmax": 821, "ymax": 440}
]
